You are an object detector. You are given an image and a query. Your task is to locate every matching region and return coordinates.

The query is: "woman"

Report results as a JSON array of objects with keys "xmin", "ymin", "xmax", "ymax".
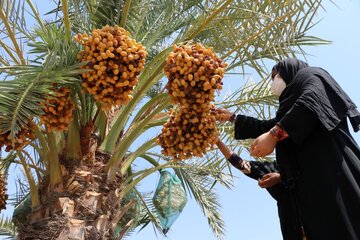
[
  {"xmin": 215, "ymin": 138, "xmax": 305, "ymax": 240},
  {"xmin": 220, "ymin": 58, "xmax": 360, "ymax": 239}
]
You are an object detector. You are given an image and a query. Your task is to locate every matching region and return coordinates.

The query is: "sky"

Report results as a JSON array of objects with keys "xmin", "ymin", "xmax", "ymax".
[{"xmin": 1, "ymin": 1, "xmax": 360, "ymax": 240}]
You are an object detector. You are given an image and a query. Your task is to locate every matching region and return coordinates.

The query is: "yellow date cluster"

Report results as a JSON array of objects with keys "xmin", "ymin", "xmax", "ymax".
[
  {"xmin": 74, "ymin": 25, "xmax": 147, "ymax": 110},
  {"xmin": 157, "ymin": 108, "xmax": 218, "ymax": 160},
  {"xmin": 40, "ymin": 86, "xmax": 75, "ymax": 132},
  {"xmin": 0, "ymin": 172, "xmax": 7, "ymax": 211},
  {"xmin": 164, "ymin": 43, "xmax": 226, "ymax": 106},
  {"xmin": 158, "ymin": 43, "xmax": 227, "ymax": 160},
  {"xmin": 0, "ymin": 120, "xmax": 36, "ymax": 152}
]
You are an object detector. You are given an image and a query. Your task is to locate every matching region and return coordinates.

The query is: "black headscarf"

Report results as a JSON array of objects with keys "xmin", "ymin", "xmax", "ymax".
[
  {"xmin": 275, "ymin": 58, "xmax": 360, "ymax": 132},
  {"xmin": 272, "ymin": 58, "xmax": 309, "ymax": 84}
]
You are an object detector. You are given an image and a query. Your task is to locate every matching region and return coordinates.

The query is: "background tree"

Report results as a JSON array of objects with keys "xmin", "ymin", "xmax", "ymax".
[{"xmin": 0, "ymin": 0, "xmax": 328, "ymax": 239}]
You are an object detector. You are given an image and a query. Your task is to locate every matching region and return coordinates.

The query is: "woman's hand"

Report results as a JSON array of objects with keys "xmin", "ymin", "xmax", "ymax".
[
  {"xmin": 250, "ymin": 132, "xmax": 277, "ymax": 157},
  {"xmin": 213, "ymin": 108, "xmax": 235, "ymax": 123},
  {"xmin": 258, "ymin": 173, "xmax": 281, "ymax": 188}
]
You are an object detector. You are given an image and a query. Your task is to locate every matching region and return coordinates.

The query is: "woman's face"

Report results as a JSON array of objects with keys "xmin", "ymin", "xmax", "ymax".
[{"xmin": 271, "ymin": 73, "xmax": 286, "ymax": 96}]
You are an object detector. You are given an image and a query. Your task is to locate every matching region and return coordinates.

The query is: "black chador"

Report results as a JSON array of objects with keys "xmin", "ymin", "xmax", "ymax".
[{"xmin": 235, "ymin": 58, "xmax": 360, "ymax": 240}]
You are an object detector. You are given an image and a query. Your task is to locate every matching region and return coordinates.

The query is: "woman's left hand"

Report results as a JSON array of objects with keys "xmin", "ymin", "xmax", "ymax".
[{"xmin": 250, "ymin": 132, "xmax": 277, "ymax": 157}]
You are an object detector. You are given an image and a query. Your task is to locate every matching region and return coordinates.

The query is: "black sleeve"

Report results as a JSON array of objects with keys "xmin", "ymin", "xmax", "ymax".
[
  {"xmin": 228, "ymin": 154, "xmax": 279, "ymax": 179},
  {"xmin": 234, "ymin": 115, "xmax": 277, "ymax": 139},
  {"xmin": 245, "ymin": 161, "xmax": 278, "ymax": 180},
  {"xmin": 227, "ymin": 153, "xmax": 244, "ymax": 170},
  {"xmin": 245, "ymin": 161, "xmax": 286, "ymax": 202},
  {"xmin": 278, "ymin": 102, "xmax": 319, "ymax": 145},
  {"xmin": 266, "ymin": 184, "xmax": 287, "ymax": 202},
  {"xmin": 228, "ymin": 154, "xmax": 285, "ymax": 202}
]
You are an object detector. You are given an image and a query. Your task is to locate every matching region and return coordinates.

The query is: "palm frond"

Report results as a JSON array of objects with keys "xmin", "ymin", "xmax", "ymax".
[
  {"xmin": 174, "ymin": 162, "xmax": 232, "ymax": 240},
  {"xmin": 0, "ymin": 215, "xmax": 16, "ymax": 239},
  {"xmin": 0, "ymin": 0, "xmax": 27, "ymax": 65},
  {"xmin": 217, "ymin": 77, "xmax": 277, "ymax": 111},
  {"xmin": 28, "ymin": 23, "xmax": 80, "ymax": 66},
  {"xmin": 127, "ymin": 0, "xmax": 203, "ymax": 59},
  {"xmin": 141, "ymin": 151, "xmax": 232, "ymax": 240},
  {"xmin": 0, "ymin": 151, "xmax": 17, "ymax": 173},
  {"xmin": 63, "ymin": 0, "xmax": 126, "ymax": 32},
  {"xmin": 0, "ymin": 16, "xmax": 87, "ymax": 138},
  {"xmin": 0, "ymin": 61, "xmax": 83, "ymax": 136},
  {"xmin": 133, "ymin": 188, "xmax": 165, "ymax": 237},
  {"xmin": 8, "ymin": 177, "xmax": 29, "ymax": 207},
  {"xmin": 193, "ymin": 0, "xmax": 329, "ymax": 75}
]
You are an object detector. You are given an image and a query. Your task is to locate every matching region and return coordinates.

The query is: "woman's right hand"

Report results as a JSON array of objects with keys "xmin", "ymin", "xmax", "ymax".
[
  {"xmin": 258, "ymin": 173, "xmax": 281, "ymax": 188},
  {"xmin": 213, "ymin": 108, "xmax": 235, "ymax": 123}
]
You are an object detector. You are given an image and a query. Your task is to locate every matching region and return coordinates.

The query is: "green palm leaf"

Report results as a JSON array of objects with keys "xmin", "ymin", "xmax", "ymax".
[
  {"xmin": 0, "ymin": 215, "xmax": 16, "ymax": 239},
  {"xmin": 0, "ymin": 61, "xmax": 84, "ymax": 136}
]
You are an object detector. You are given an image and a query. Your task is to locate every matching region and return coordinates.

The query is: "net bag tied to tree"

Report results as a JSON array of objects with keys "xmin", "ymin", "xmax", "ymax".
[
  {"xmin": 152, "ymin": 170, "xmax": 187, "ymax": 233},
  {"xmin": 114, "ymin": 189, "xmax": 142, "ymax": 236}
]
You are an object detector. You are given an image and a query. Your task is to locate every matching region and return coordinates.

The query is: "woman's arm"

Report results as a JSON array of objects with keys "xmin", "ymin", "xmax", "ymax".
[
  {"xmin": 215, "ymin": 108, "xmax": 277, "ymax": 139},
  {"xmin": 250, "ymin": 103, "xmax": 318, "ymax": 157},
  {"xmin": 215, "ymin": 138, "xmax": 249, "ymax": 172},
  {"xmin": 216, "ymin": 139, "xmax": 284, "ymax": 201},
  {"xmin": 216, "ymin": 138, "xmax": 234, "ymax": 159},
  {"xmin": 234, "ymin": 115, "xmax": 277, "ymax": 139}
]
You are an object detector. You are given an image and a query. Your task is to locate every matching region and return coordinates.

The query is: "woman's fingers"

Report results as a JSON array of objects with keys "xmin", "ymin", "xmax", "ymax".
[
  {"xmin": 213, "ymin": 108, "xmax": 232, "ymax": 123},
  {"xmin": 250, "ymin": 139, "xmax": 257, "ymax": 149},
  {"xmin": 258, "ymin": 179, "xmax": 267, "ymax": 188},
  {"xmin": 261, "ymin": 174, "xmax": 272, "ymax": 180},
  {"xmin": 259, "ymin": 177, "xmax": 272, "ymax": 188},
  {"xmin": 250, "ymin": 142, "xmax": 263, "ymax": 157},
  {"xmin": 217, "ymin": 108, "xmax": 228, "ymax": 114}
]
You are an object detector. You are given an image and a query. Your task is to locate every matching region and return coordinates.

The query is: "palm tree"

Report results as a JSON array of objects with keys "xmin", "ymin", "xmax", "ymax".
[{"xmin": 0, "ymin": 0, "xmax": 328, "ymax": 239}]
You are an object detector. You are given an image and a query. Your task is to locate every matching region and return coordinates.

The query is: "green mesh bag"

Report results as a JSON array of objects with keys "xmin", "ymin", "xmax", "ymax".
[
  {"xmin": 114, "ymin": 189, "xmax": 141, "ymax": 236},
  {"xmin": 12, "ymin": 194, "xmax": 32, "ymax": 225},
  {"xmin": 152, "ymin": 170, "xmax": 187, "ymax": 233}
]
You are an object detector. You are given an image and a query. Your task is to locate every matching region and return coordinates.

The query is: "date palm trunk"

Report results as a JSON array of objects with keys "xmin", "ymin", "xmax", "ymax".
[{"xmin": 17, "ymin": 132, "xmax": 130, "ymax": 240}]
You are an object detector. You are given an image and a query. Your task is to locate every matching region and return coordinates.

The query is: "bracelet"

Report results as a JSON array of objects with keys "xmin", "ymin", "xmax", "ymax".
[
  {"xmin": 270, "ymin": 125, "xmax": 288, "ymax": 141},
  {"xmin": 228, "ymin": 153, "xmax": 251, "ymax": 174},
  {"xmin": 228, "ymin": 153, "xmax": 243, "ymax": 168}
]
